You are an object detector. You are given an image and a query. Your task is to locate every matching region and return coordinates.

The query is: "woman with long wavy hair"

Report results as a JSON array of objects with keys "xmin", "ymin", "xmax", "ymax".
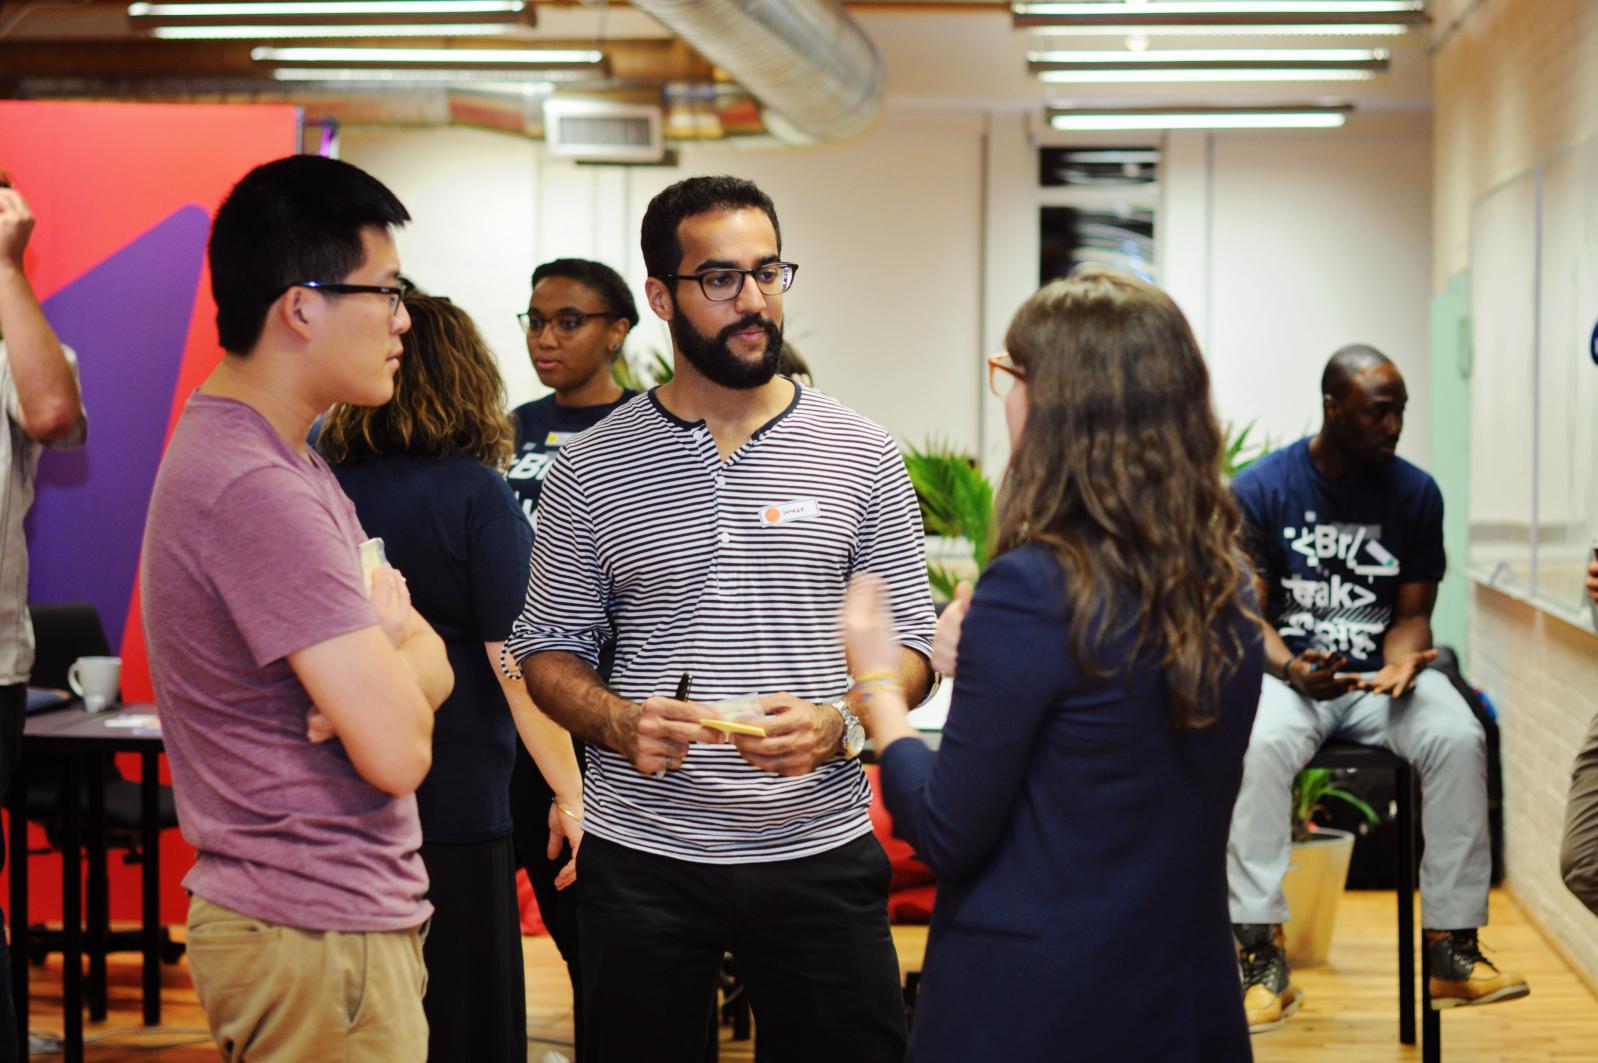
[
  {"xmin": 844, "ymin": 265, "xmax": 1264, "ymax": 1061},
  {"xmin": 321, "ymin": 292, "xmax": 584, "ymax": 1063}
]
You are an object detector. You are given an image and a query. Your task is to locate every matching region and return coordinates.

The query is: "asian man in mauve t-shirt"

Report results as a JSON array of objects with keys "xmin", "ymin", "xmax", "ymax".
[{"xmin": 141, "ymin": 156, "xmax": 452, "ymax": 1062}]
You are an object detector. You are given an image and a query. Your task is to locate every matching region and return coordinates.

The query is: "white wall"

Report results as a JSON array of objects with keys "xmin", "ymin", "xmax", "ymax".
[
  {"xmin": 343, "ymin": 117, "xmax": 1431, "ymax": 476},
  {"xmin": 343, "ymin": 111, "xmax": 985, "ymax": 457},
  {"xmin": 1197, "ymin": 131, "xmax": 1434, "ymax": 463}
]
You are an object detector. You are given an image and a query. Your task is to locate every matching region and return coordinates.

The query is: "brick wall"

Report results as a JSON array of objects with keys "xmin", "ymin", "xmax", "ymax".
[{"xmin": 1470, "ymin": 586, "xmax": 1598, "ymax": 986}]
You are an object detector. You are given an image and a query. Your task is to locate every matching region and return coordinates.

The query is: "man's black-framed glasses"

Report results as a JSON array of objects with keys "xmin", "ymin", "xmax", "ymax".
[
  {"xmin": 270, "ymin": 277, "xmax": 413, "ymax": 318},
  {"xmin": 657, "ymin": 261, "xmax": 798, "ymax": 303},
  {"xmin": 517, "ymin": 310, "xmax": 622, "ymax": 339}
]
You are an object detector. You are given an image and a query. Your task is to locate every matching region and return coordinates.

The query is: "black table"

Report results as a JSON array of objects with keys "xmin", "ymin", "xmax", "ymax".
[{"xmin": 6, "ymin": 701, "xmax": 165, "ymax": 1063}]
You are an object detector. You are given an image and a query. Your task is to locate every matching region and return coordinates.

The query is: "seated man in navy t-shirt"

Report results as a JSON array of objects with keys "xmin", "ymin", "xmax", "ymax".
[{"xmin": 1228, "ymin": 345, "xmax": 1528, "ymax": 1032}]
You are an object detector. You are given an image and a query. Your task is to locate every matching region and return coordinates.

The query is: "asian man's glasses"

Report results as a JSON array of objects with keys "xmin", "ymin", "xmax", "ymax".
[{"xmin": 269, "ymin": 277, "xmax": 413, "ymax": 318}]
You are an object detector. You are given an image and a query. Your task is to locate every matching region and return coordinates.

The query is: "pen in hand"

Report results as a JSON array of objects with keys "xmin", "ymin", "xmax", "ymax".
[{"xmin": 651, "ymin": 674, "xmax": 695, "ymax": 779}]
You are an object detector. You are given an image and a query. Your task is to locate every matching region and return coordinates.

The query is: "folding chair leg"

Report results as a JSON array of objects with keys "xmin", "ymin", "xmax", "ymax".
[{"xmin": 1423, "ymin": 934, "xmax": 1440, "ymax": 1063}]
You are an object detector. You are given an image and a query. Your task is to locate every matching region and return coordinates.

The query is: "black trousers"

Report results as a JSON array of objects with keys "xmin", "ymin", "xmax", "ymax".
[
  {"xmin": 0, "ymin": 683, "xmax": 24, "ymax": 1063},
  {"xmin": 576, "ymin": 832, "xmax": 907, "ymax": 1063},
  {"xmin": 509, "ymin": 739, "xmax": 583, "ymax": 1057},
  {"xmin": 419, "ymin": 834, "xmax": 527, "ymax": 1063}
]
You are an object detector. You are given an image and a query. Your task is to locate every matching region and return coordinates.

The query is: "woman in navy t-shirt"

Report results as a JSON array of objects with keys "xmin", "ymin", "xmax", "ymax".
[
  {"xmin": 505, "ymin": 258, "xmax": 638, "ymax": 1058},
  {"xmin": 322, "ymin": 293, "xmax": 585, "ymax": 1063}
]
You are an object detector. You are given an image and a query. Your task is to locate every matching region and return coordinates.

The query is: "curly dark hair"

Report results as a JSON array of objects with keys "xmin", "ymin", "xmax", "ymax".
[
  {"xmin": 994, "ymin": 264, "xmax": 1256, "ymax": 730},
  {"xmin": 320, "ymin": 292, "xmax": 514, "ymax": 471}
]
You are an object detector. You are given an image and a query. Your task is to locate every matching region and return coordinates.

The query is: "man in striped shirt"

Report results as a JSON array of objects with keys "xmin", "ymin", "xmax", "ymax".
[{"xmin": 508, "ymin": 175, "xmax": 935, "ymax": 1061}]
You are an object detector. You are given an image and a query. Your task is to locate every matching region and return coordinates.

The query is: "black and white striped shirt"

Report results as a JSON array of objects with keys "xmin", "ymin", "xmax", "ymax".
[{"xmin": 507, "ymin": 384, "xmax": 936, "ymax": 863}]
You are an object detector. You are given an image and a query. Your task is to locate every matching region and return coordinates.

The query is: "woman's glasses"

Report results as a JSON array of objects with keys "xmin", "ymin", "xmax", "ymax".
[
  {"xmin": 988, "ymin": 352, "xmax": 1025, "ymax": 399},
  {"xmin": 517, "ymin": 310, "xmax": 621, "ymax": 339}
]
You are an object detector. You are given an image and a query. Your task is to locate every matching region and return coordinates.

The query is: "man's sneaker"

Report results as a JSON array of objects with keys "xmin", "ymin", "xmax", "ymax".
[
  {"xmin": 1427, "ymin": 929, "xmax": 1530, "ymax": 1009},
  {"xmin": 1235, "ymin": 923, "xmax": 1304, "ymax": 1033}
]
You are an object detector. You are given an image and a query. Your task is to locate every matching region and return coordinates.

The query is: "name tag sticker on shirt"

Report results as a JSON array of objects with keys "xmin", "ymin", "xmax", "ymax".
[
  {"xmin": 544, "ymin": 430, "xmax": 577, "ymax": 448},
  {"xmin": 757, "ymin": 499, "xmax": 821, "ymax": 527}
]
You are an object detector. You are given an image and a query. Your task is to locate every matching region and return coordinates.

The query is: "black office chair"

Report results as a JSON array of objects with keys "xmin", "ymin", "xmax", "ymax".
[{"xmin": 24, "ymin": 602, "xmax": 184, "ymax": 968}]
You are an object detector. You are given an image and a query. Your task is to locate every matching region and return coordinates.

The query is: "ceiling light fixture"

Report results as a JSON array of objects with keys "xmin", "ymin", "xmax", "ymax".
[
  {"xmin": 1047, "ymin": 103, "xmax": 1353, "ymax": 130},
  {"xmin": 253, "ymin": 45, "xmax": 602, "ymax": 70},
  {"xmin": 129, "ymin": 1, "xmax": 529, "ymax": 27},
  {"xmin": 1030, "ymin": 46, "xmax": 1388, "ymax": 82},
  {"xmin": 1015, "ymin": 1, "xmax": 1426, "ymax": 35},
  {"xmin": 149, "ymin": 24, "xmax": 524, "ymax": 38},
  {"xmin": 270, "ymin": 68, "xmax": 558, "ymax": 86}
]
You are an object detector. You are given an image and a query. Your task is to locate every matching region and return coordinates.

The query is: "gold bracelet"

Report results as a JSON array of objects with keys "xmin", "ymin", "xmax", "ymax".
[
  {"xmin": 852, "ymin": 669, "xmax": 899, "ymax": 686},
  {"xmin": 554, "ymin": 802, "xmax": 583, "ymax": 824}
]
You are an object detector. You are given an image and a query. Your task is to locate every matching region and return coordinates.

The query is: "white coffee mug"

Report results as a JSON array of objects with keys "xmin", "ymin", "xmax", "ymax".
[{"xmin": 67, "ymin": 655, "xmax": 122, "ymax": 713}]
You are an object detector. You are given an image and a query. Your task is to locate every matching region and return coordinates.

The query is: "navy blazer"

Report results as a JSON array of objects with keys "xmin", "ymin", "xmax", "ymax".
[{"xmin": 879, "ymin": 543, "xmax": 1263, "ymax": 1062}]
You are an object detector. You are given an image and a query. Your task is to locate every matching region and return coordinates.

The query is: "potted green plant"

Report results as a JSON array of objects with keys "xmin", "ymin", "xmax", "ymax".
[
  {"xmin": 902, "ymin": 440, "xmax": 993, "ymax": 600},
  {"xmin": 612, "ymin": 348, "xmax": 673, "ymax": 392},
  {"xmin": 1280, "ymin": 768, "xmax": 1380, "ymax": 967}
]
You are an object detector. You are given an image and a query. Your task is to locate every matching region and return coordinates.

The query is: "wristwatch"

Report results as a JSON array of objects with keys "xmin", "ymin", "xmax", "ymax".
[{"xmin": 828, "ymin": 699, "xmax": 866, "ymax": 761}]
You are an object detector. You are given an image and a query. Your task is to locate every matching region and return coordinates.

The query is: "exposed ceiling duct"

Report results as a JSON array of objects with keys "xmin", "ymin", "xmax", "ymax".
[{"xmin": 628, "ymin": 0, "xmax": 883, "ymax": 145}]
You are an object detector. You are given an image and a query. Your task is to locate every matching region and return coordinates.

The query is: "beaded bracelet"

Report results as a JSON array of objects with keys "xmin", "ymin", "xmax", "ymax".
[{"xmin": 498, "ymin": 644, "xmax": 524, "ymax": 682}]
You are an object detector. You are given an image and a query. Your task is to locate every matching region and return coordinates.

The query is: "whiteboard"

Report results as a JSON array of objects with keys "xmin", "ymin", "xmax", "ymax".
[
  {"xmin": 1467, "ymin": 169, "xmax": 1538, "ymax": 592},
  {"xmin": 1467, "ymin": 130, "xmax": 1598, "ymax": 625},
  {"xmin": 1535, "ymin": 137, "xmax": 1598, "ymax": 618}
]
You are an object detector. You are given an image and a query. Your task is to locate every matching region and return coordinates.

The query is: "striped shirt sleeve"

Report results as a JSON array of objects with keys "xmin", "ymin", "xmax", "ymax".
[
  {"xmin": 854, "ymin": 434, "xmax": 937, "ymax": 658},
  {"xmin": 507, "ymin": 449, "xmax": 610, "ymax": 669}
]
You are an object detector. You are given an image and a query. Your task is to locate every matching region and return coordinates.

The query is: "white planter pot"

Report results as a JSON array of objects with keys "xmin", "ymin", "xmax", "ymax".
[{"xmin": 1280, "ymin": 826, "xmax": 1356, "ymax": 969}]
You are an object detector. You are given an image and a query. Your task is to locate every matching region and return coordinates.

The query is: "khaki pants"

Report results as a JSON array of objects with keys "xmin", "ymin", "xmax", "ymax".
[{"xmin": 186, "ymin": 894, "xmax": 428, "ymax": 1062}]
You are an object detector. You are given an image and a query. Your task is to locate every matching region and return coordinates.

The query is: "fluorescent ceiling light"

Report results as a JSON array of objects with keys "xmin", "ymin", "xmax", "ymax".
[
  {"xmin": 253, "ymin": 46, "xmax": 601, "ymax": 67},
  {"xmin": 131, "ymin": 2, "xmax": 524, "ymax": 15},
  {"xmin": 150, "ymin": 24, "xmax": 522, "ymax": 38},
  {"xmin": 1030, "ymin": 46, "xmax": 1387, "ymax": 82},
  {"xmin": 1028, "ymin": 23, "xmax": 1411, "ymax": 35},
  {"xmin": 129, "ymin": 2, "xmax": 529, "ymax": 28},
  {"xmin": 271, "ymin": 68, "xmax": 558, "ymax": 85},
  {"xmin": 1014, "ymin": 1, "xmax": 1426, "ymax": 33},
  {"xmin": 1047, "ymin": 104, "xmax": 1352, "ymax": 130},
  {"xmin": 1039, "ymin": 68, "xmax": 1375, "ymax": 82},
  {"xmin": 1029, "ymin": 48, "xmax": 1387, "ymax": 61}
]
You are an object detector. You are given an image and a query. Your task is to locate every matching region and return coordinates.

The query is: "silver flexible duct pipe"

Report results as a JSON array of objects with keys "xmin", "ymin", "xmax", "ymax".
[{"xmin": 629, "ymin": 0, "xmax": 884, "ymax": 144}]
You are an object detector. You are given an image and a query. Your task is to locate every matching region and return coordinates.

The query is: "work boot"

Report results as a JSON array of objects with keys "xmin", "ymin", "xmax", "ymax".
[
  {"xmin": 1235, "ymin": 923, "xmax": 1303, "ymax": 1033},
  {"xmin": 1427, "ymin": 929, "xmax": 1530, "ymax": 1009}
]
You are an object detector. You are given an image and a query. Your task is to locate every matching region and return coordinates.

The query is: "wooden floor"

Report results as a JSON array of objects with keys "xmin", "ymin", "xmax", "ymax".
[{"xmin": 18, "ymin": 887, "xmax": 1598, "ymax": 1060}]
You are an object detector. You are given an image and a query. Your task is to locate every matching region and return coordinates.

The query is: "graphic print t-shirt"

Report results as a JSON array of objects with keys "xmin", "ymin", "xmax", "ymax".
[
  {"xmin": 1232, "ymin": 437, "xmax": 1445, "ymax": 672},
  {"xmin": 505, "ymin": 391, "xmax": 638, "ymax": 531}
]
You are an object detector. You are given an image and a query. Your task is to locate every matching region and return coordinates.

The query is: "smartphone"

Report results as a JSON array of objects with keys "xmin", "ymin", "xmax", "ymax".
[{"xmin": 358, "ymin": 537, "xmax": 387, "ymax": 589}]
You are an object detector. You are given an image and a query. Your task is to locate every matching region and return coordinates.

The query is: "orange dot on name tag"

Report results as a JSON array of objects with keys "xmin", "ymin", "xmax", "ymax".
[{"xmin": 763, "ymin": 507, "xmax": 782, "ymax": 524}]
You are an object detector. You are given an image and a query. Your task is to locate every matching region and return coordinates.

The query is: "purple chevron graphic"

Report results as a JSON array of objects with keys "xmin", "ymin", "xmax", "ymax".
[{"xmin": 25, "ymin": 205, "xmax": 210, "ymax": 648}]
